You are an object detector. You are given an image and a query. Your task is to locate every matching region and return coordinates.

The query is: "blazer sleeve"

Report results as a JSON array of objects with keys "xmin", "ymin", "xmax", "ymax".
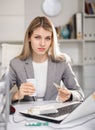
[{"xmin": 62, "ymin": 62, "xmax": 85, "ymax": 101}]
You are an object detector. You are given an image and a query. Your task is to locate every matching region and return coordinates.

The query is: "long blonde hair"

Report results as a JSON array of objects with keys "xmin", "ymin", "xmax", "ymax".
[{"xmin": 17, "ymin": 16, "xmax": 66, "ymax": 62}]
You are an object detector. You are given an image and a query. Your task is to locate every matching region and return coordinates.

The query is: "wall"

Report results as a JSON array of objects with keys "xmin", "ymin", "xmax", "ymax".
[
  {"xmin": 25, "ymin": 0, "xmax": 81, "ymax": 29},
  {"xmin": 0, "ymin": 0, "xmax": 25, "ymax": 42},
  {"xmin": 0, "ymin": 0, "xmax": 82, "ymax": 41}
]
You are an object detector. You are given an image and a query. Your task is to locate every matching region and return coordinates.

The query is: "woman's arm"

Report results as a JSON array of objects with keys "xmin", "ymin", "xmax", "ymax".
[{"xmin": 60, "ymin": 62, "xmax": 85, "ymax": 102}]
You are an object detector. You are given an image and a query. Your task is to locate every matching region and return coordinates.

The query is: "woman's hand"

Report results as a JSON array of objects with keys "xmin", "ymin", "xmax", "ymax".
[
  {"xmin": 58, "ymin": 87, "xmax": 72, "ymax": 102},
  {"xmin": 12, "ymin": 82, "xmax": 36, "ymax": 101},
  {"xmin": 19, "ymin": 82, "xmax": 36, "ymax": 97}
]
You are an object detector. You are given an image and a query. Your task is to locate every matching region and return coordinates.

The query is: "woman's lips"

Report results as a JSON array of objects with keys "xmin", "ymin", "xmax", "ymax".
[{"xmin": 38, "ymin": 48, "xmax": 45, "ymax": 51}]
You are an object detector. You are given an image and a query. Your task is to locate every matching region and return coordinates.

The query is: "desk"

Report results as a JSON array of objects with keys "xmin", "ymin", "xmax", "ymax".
[{"xmin": 7, "ymin": 101, "xmax": 95, "ymax": 130}]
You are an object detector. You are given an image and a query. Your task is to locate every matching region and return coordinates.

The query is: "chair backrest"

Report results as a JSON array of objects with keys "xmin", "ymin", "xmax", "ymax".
[{"xmin": 1, "ymin": 43, "xmax": 23, "ymax": 68}]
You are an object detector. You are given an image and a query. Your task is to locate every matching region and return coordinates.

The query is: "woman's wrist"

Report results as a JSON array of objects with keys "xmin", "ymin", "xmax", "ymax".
[
  {"xmin": 12, "ymin": 90, "xmax": 23, "ymax": 101},
  {"xmin": 65, "ymin": 93, "xmax": 73, "ymax": 102}
]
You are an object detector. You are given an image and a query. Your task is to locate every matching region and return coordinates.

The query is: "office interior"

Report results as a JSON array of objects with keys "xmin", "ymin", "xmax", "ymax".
[
  {"xmin": 0, "ymin": 0, "xmax": 95, "ymax": 130},
  {"xmin": 0, "ymin": 0, "xmax": 95, "ymax": 97}
]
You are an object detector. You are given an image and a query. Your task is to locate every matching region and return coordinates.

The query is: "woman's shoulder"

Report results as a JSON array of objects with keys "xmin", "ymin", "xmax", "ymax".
[
  {"xmin": 10, "ymin": 57, "xmax": 22, "ymax": 63},
  {"xmin": 10, "ymin": 57, "xmax": 31, "ymax": 66},
  {"xmin": 10, "ymin": 57, "xmax": 25, "ymax": 66}
]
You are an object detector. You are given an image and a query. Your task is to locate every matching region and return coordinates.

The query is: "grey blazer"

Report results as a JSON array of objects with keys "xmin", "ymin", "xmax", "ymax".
[{"xmin": 9, "ymin": 57, "xmax": 84, "ymax": 102}]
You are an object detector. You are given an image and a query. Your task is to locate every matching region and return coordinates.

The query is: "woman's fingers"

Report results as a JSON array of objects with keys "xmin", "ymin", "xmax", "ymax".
[
  {"xmin": 19, "ymin": 83, "xmax": 36, "ymax": 96},
  {"xmin": 58, "ymin": 88, "xmax": 71, "ymax": 102}
]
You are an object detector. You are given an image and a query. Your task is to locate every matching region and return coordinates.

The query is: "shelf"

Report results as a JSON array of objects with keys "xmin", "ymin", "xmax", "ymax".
[
  {"xmin": 84, "ymin": 39, "xmax": 95, "ymax": 42},
  {"xmin": 71, "ymin": 63, "xmax": 83, "ymax": 66},
  {"xmin": 72, "ymin": 62, "xmax": 95, "ymax": 66},
  {"xmin": 58, "ymin": 39, "xmax": 83, "ymax": 43},
  {"xmin": 0, "ymin": 41, "xmax": 23, "ymax": 44},
  {"xmin": 84, "ymin": 14, "xmax": 95, "ymax": 18},
  {"xmin": 84, "ymin": 62, "xmax": 95, "ymax": 65}
]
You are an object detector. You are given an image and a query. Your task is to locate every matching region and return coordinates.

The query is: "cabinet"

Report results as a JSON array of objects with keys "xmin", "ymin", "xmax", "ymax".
[
  {"xmin": 59, "ymin": 39, "xmax": 84, "ymax": 89},
  {"xmin": 83, "ymin": 0, "xmax": 95, "ymax": 97},
  {"xmin": 58, "ymin": 0, "xmax": 95, "ymax": 97}
]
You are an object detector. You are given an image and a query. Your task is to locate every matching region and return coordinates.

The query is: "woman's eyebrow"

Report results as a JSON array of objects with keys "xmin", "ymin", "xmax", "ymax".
[
  {"xmin": 46, "ymin": 35, "xmax": 52, "ymax": 38},
  {"xmin": 33, "ymin": 34, "xmax": 52, "ymax": 37}
]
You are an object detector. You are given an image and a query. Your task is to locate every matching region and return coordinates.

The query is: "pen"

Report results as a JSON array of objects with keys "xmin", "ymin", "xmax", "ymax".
[
  {"xmin": 32, "ymin": 96, "xmax": 37, "ymax": 101},
  {"xmin": 53, "ymin": 82, "xmax": 61, "ymax": 89}
]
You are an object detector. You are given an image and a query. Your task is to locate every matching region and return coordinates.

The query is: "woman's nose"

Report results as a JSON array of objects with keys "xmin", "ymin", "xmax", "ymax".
[{"xmin": 40, "ymin": 39, "xmax": 45, "ymax": 46}]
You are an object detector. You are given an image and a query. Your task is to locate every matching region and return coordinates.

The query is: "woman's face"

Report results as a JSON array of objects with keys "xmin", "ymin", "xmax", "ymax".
[{"xmin": 30, "ymin": 27, "xmax": 52, "ymax": 58}]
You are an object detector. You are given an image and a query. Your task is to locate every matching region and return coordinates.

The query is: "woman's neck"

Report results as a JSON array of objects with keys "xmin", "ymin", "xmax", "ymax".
[{"xmin": 32, "ymin": 54, "xmax": 48, "ymax": 63}]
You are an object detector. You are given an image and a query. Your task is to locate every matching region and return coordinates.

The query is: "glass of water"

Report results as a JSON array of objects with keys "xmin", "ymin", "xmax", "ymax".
[{"xmin": 26, "ymin": 78, "xmax": 37, "ymax": 96}]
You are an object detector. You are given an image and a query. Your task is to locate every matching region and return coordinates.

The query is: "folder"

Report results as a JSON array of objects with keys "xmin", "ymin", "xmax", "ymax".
[{"xmin": 75, "ymin": 13, "xmax": 83, "ymax": 39}]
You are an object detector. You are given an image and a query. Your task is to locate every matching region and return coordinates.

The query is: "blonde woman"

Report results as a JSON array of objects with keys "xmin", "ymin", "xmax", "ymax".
[{"xmin": 9, "ymin": 16, "xmax": 84, "ymax": 103}]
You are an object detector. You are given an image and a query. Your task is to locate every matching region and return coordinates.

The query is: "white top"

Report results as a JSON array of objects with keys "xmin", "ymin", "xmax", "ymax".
[{"xmin": 33, "ymin": 60, "xmax": 48, "ymax": 101}]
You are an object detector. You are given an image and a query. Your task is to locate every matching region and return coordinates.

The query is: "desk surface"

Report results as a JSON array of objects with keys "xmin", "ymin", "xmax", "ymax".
[{"xmin": 7, "ymin": 101, "xmax": 95, "ymax": 130}]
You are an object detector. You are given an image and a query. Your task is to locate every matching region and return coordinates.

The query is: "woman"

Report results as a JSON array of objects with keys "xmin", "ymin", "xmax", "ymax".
[{"xmin": 9, "ymin": 16, "xmax": 84, "ymax": 102}]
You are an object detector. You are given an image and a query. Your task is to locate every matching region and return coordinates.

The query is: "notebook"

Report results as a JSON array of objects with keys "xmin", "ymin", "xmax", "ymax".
[{"xmin": 20, "ymin": 92, "xmax": 95, "ymax": 124}]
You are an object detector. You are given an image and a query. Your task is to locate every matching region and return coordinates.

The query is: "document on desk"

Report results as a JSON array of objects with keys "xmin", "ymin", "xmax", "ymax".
[
  {"xmin": 19, "ymin": 101, "xmax": 81, "ymax": 123},
  {"xmin": 20, "ymin": 104, "xmax": 58, "ymax": 115}
]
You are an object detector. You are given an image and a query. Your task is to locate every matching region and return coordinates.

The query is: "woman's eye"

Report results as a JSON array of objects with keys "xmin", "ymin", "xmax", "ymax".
[{"xmin": 46, "ymin": 37, "xmax": 51, "ymax": 40}]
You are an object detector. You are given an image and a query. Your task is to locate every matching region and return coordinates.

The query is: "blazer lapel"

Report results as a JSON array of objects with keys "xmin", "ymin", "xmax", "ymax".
[
  {"xmin": 44, "ymin": 59, "xmax": 56, "ymax": 99},
  {"xmin": 24, "ymin": 58, "xmax": 34, "ymax": 79}
]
